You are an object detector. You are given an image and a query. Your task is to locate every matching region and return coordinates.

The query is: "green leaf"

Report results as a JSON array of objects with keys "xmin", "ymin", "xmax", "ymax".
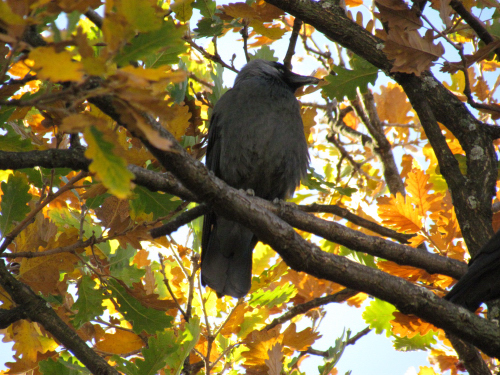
[
  {"xmin": 250, "ymin": 45, "xmax": 278, "ymax": 61},
  {"xmin": 71, "ymin": 275, "xmax": 106, "ymax": 328},
  {"xmin": 319, "ymin": 329, "xmax": 351, "ymax": 375},
  {"xmin": 362, "ymin": 298, "xmax": 396, "ymax": 337},
  {"xmin": 164, "ymin": 317, "xmax": 201, "ymax": 375},
  {"xmin": 0, "ymin": 172, "xmax": 31, "ymax": 235},
  {"xmin": 393, "ymin": 330, "xmax": 437, "ymax": 351},
  {"xmin": 19, "ymin": 167, "xmax": 72, "ymax": 189},
  {"xmin": 338, "ymin": 246, "xmax": 376, "ymax": 268},
  {"xmin": 193, "ymin": 17, "xmax": 223, "ymax": 38},
  {"xmin": 322, "ymin": 57, "xmax": 378, "ymax": 100},
  {"xmin": 84, "ymin": 125, "xmax": 134, "ymax": 199},
  {"xmin": 115, "ymin": 20, "xmax": 187, "ymax": 66},
  {"xmin": 47, "ymin": 207, "xmax": 110, "ymax": 255},
  {"xmin": 129, "ymin": 186, "xmax": 182, "ymax": 220},
  {"xmin": 171, "ymin": 0, "xmax": 195, "ymax": 22},
  {"xmin": 39, "ymin": 356, "xmax": 90, "ymax": 375},
  {"xmin": 109, "ymin": 244, "xmax": 145, "ymax": 286},
  {"xmin": 0, "ymin": 121, "xmax": 34, "ymax": 151},
  {"xmin": 208, "ymin": 63, "xmax": 227, "ymax": 105},
  {"xmin": 192, "ymin": 0, "xmax": 216, "ymax": 18},
  {"xmin": 108, "ymin": 278, "xmax": 173, "ymax": 334},
  {"xmin": 302, "ymin": 167, "xmax": 356, "ymax": 196},
  {"xmin": 249, "ymin": 283, "xmax": 297, "ymax": 308}
]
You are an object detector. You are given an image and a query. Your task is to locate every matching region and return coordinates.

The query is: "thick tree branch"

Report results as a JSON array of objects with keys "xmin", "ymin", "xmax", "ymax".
[
  {"xmin": 353, "ymin": 91, "xmax": 405, "ymax": 196},
  {"xmin": 0, "ymin": 149, "xmax": 465, "ymax": 280}
]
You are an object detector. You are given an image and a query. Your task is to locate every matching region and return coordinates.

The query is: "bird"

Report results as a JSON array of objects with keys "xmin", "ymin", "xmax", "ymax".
[
  {"xmin": 201, "ymin": 59, "xmax": 319, "ymax": 298},
  {"xmin": 445, "ymin": 229, "xmax": 500, "ymax": 311}
]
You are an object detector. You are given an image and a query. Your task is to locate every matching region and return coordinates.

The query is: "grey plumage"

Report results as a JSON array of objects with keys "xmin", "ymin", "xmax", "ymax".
[
  {"xmin": 201, "ymin": 59, "xmax": 319, "ymax": 298},
  {"xmin": 445, "ymin": 230, "xmax": 500, "ymax": 311}
]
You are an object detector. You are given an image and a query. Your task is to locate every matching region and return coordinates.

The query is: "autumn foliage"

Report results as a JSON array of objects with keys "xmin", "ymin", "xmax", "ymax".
[{"xmin": 0, "ymin": 0, "xmax": 500, "ymax": 374}]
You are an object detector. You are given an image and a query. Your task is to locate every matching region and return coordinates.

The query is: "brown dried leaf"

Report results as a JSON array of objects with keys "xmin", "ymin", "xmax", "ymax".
[
  {"xmin": 375, "ymin": 0, "xmax": 423, "ymax": 30},
  {"xmin": 384, "ymin": 28, "xmax": 444, "ymax": 76}
]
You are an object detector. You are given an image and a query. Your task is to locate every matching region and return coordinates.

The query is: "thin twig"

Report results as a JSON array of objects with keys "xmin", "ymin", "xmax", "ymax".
[
  {"xmin": 263, "ymin": 288, "xmax": 359, "ymax": 331},
  {"xmin": 284, "ymin": 18, "xmax": 303, "ymax": 69}
]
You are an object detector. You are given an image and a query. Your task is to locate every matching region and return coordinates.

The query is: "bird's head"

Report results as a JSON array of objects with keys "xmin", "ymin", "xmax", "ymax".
[{"xmin": 235, "ymin": 59, "xmax": 320, "ymax": 93}]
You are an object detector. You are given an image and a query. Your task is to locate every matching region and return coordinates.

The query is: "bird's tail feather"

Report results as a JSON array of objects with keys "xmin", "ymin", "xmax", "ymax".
[{"xmin": 201, "ymin": 216, "xmax": 256, "ymax": 298}]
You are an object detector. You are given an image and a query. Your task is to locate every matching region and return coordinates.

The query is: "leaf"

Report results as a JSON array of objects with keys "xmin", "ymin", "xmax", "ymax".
[
  {"xmin": 374, "ymin": 82, "xmax": 413, "ymax": 125},
  {"xmin": 109, "ymin": 245, "xmax": 145, "ymax": 286},
  {"xmin": 71, "ymin": 275, "xmax": 106, "ymax": 328},
  {"xmin": 39, "ymin": 356, "xmax": 91, "ymax": 375},
  {"xmin": 28, "ymin": 47, "xmax": 84, "ymax": 82},
  {"xmin": 84, "ymin": 125, "xmax": 134, "ymax": 199},
  {"xmin": 95, "ymin": 329, "xmax": 144, "ymax": 354},
  {"xmin": 384, "ymin": 28, "xmax": 444, "ymax": 76},
  {"xmin": 249, "ymin": 283, "xmax": 297, "ymax": 308},
  {"xmin": 377, "ymin": 193, "xmax": 422, "ymax": 233},
  {"xmin": 375, "ymin": 0, "xmax": 423, "ymax": 31},
  {"xmin": 164, "ymin": 317, "xmax": 201, "ymax": 375},
  {"xmin": 282, "ymin": 323, "xmax": 321, "ymax": 351},
  {"xmin": 192, "ymin": 0, "xmax": 216, "ymax": 18},
  {"xmin": 129, "ymin": 186, "xmax": 182, "ymax": 220},
  {"xmin": 171, "ymin": 0, "xmax": 195, "ymax": 22},
  {"xmin": 114, "ymin": 21, "xmax": 187, "ymax": 66},
  {"xmin": 405, "ymin": 169, "xmax": 442, "ymax": 218},
  {"xmin": 193, "ymin": 16, "xmax": 224, "ymax": 38},
  {"xmin": 250, "ymin": 20, "xmax": 286, "ymax": 40},
  {"xmin": 391, "ymin": 312, "xmax": 439, "ymax": 338},
  {"xmin": 362, "ymin": 298, "xmax": 396, "ymax": 337},
  {"xmin": 265, "ymin": 343, "xmax": 284, "ymax": 375},
  {"xmin": 393, "ymin": 331, "xmax": 437, "ymax": 351},
  {"xmin": 0, "ymin": 120, "xmax": 33, "ymax": 151},
  {"xmin": 322, "ymin": 57, "xmax": 378, "ymax": 100},
  {"xmin": 107, "ymin": 278, "xmax": 173, "ymax": 334},
  {"xmin": 0, "ymin": 172, "xmax": 32, "ymax": 235},
  {"xmin": 250, "ymin": 45, "xmax": 279, "ymax": 61}
]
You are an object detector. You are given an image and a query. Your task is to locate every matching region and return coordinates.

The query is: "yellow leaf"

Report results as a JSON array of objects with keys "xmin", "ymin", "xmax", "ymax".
[
  {"xmin": 250, "ymin": 20, "xmax": 286, "ymax": 40},
  {"xmin": 84, "ymin": 125, "xmax": 134, "ymax": 199},
  {"xmin": 418, "ymin": 366, "xmax": 438, "ymax": 375},
  {"xmin": 59, "ymin": 113, "xmax": 108, "ymax": 133},
  {"xmin": 163, "ymin": 103, "xmax": 192, "ymax": 140},
  {"xmin": 301, "ymin": 107, "xmax": 317, "ymax": 142},
  {"xmin": 95, "ymin": 329, "xmax": 144, "ymax": 354},
  {"xmin": 12, "ymin": 321, "xmax": 51, "ymax": 362},
  {"xmin": 171, "ymin": 0, "xmax": 195, "ymax": 22},
  {"xmin": 374, "ymin": 83, "xmax": 413, "ymax": 125},
  {"xmin": 28, "ymin": 47, "xmax": 84, "ymax": 82}
]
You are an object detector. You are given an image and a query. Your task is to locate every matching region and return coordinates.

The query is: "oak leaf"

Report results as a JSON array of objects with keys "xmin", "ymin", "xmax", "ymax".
[
  {"xmin": 28, "ymin": 47, "xmax": 84, "ymax": 82},
  {"xmin": 375, "ymin": 0, "xmax": 422, "ymax": 31},
  {"xmin": 384, "ymin": 28, "xmax": 444, "ymax": 76},
  {"xmin": 377, "ymin": 193, "xmax": 422, "ymax": 233},
  {"xmin": 95, "ymin": 329, "xmax": 144, "ymax": 354}
]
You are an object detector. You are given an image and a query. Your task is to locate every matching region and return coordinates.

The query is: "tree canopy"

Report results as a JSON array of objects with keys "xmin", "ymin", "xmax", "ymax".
[{"xmin": 0, "ymin": 0, "xmax": 500, "ymax": 374}]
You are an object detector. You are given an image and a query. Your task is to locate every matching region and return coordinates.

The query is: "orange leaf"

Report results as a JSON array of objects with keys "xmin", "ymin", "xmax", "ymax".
[
  {"xmin": 391, "ymin": 312, "xmax": 438, "ymax": 338},
  {"xmin": 282, "ymin": 323, "xmax": 321, "ymax": 351},
  {"xmin": 377, "ymin": 193, "xmax": 422, "ymax": 233}
]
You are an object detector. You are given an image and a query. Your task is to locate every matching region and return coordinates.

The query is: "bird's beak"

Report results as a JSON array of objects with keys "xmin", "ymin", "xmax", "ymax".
[{"xmin": 289, "ymin": 73, "xmax": 320, "ymax": 86}]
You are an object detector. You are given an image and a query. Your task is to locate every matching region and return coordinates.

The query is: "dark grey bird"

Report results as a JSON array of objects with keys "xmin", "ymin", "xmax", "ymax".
[
  {"xmin": 445, "ymin": 229, "xmax": 500, "ymax": 311},
  {"xmin": 201, "ymin": 59, "xmax": 319, "ymax": 298}
]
